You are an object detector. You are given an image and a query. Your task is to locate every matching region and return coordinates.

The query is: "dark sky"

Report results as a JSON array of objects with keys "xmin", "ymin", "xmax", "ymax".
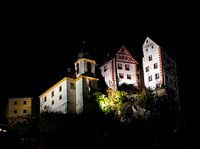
[{"xmin": 0, "ymin": 1, "xmax": 199, "ymax": 119}]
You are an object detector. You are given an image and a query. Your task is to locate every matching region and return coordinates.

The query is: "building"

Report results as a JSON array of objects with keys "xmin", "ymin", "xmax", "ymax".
[
  {"xmin": 6, "ymin": 97, "xmax": 32, "ymax": 118},
  {"xmin": 39, "ymin": 57, "xmax": 98, "ymax": 114},
  {"xmin": 142, "ymin": 37, "xmax": 179, "ymax": 99},
  {"xmin": 6, "ymin": 97, "xmax": 32, "ymax": 125},
  {"xmin": 99, "ymin": 46, "xmax": 139, "ymax": 89}
]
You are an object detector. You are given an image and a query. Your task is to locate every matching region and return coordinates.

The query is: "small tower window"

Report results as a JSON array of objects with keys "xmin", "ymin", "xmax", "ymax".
[
  {"xmin": 87, "ymin": 62, "xmax": 92, "ymax": 73},
  {"xmin": 76, "ymin": 63, "xmax": 79, "ymax": 74},
  {"xmin": 23, "ymin": 109, "xmax": 27, "ymax": 113}
]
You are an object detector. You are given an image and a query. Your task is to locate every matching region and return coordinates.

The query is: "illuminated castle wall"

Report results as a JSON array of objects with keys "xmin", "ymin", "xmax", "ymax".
[
  {"xmin": 99, "ymin": 46, "xmax": 139, "ymax": 89},
  {"xmin": 39, "ymin": 58, "xmax": 98, "ymax": 114},
  {"xmin": 142, "ymin": 37, "xmax": 179, "ymax": 98}
]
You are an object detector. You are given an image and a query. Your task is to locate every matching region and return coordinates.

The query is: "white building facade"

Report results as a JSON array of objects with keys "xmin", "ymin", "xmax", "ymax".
[
  {"xmin": 100, "ymin": 46, "xmax": 139, "ymax": 89},
  {"xmin": 142, "ymin": 37, "xmax": 179, "ymax": 99},
  {"xmin": 39, "ymin": 58, "xmax": 98, "ymax": 114}
]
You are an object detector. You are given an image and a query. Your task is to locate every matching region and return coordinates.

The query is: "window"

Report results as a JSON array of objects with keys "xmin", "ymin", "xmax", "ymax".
[
  {"xmin": 148, "ymin": 55, "xmax": 152, "ymax": 61},
  {"xmin": 23, "ymin": 109, "xmax": 27, "ymax": 113},
  {"xmin": 118, "ymin": 63, "xmax": 122, "ymax": 69},
  {"xmin": 146, "ymin": 66, "xmax": 149, "ymax": 72},
  {"xmin": 87, "ymin": 62, "xmax": 92, "ymax": 73},
  {"xmin": 119, "ymin": 73, "xmax": 124, "ymax": 78},
  {"xmin": 59, "ymin": 95, "xmax": 62, "ymax": 100},
  {"xmin": 70, "ymin": 82, "xmax": 75, "ymax": 89},
  {"xmin": 59, "ymin": 86, "xmax": 62, "ymax": 92},
  {"xmin": 146, "ymin": 48, "xmax": 148, "ymax": 51},
  {"xmin": 23, "ymin": 100, "xmax": 26, "ymax": 105},
  {"xmin": 104, "ymin": 65, "xmax": 107, "ymax": 72},
  {"xmin": 51, "ymin": 100, "xmax": 54, "ymax": 105},
  {"xmin": 14, "ymin": 101, "xmax": 17, "ymax": 105},
  {"xmin": 13, "ymin": 110, "xmax": 17, "ymax": 114},
  {"xmin": 155, "ymin": 73, "xmax": 159, "ymax": 79},
  {"xmin": 148, "ymin": 75, "xmax": 152, "ymax": 82},
  {"xmin": 125, "ymin": 64, "xmax": 130, "ymax": 71},
  {"xmin": 152, "ymin": 46, "xmax": 154, "ymax": 49},
  {"xmin": 154, "ymin": 63, "xmax": 158, "ymax": 69},
  {"xmin": 127, "ymin": 74, "xmax": 131, "ymax": 79},
  {"xmin": 76, "ymin": 63, "xmax": 79, "ymax": 74},
  {"xmin": 44, "ymin": 105, "xmax": 47, "ymax": 111},
  {"xmin": 146, "ymin": 40, "xmax": 148, "ymax": 43},
  {"xmin": 51, "ymin": 91, "xmax": 54, "ymax": 97},
  {"xmin": 44, "ymin": 96, "xmax": 47, "ymax": 102}
]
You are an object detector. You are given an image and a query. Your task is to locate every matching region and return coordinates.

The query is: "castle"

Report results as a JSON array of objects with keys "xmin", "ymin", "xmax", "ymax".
[{"xmin": 6, "ymin": 37, "xmax": 180, "ymax": 117}]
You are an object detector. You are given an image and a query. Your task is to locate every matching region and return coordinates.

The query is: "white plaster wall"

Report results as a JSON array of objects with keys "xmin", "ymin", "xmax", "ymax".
[
  {"xmin": 116, "ymin": 62, "xmax": 138, "ymax": 87},
  {"xmin": 40, "ymin": 80, "xmax": 67, "ymax": 113},
  {"xmin": 76, "ymin": 78, "xmax": 83, "ymax": 114},
  {"xmin": 143, "ymin": 38, "xmax": 162, "ymax": 89},
  {"xmin": 100, "ymin": 59, "xmax": 114, "ymax": 87}
]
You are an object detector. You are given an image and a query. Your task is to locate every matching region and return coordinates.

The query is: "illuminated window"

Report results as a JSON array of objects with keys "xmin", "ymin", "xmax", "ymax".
[
  {"xmin": 127, "ymin": 74, "xmax": 131, "ymax": 79},
  {"xmin": 125, "ymin": 64, "xmax": 130, "ymax": 71},
  {"xmin": 51, "ymin": 100, "xmax": 54, "ymax": 105},
  {"xmin": 14, "ymin": 101, "xmax": 17, "ymax": 105},
  {"xmin": 13, "ymin": 110, "xmax": 17, "ymax": 114},
  {"xmin": 146, "ymin": 66, "xmax": 149, "ymax": 72},
  {"xmin": 51, "ymin": 91, "xmax": 54, "ymax": 97},
  {"xmin": 23, "ymin": 100, "xmax": 27, "ymax": 105},
  {"xmin": 155, "ymin": 73, "xmax": 159, "ymax": 79},
  {"xmin": 149, "ymin": 55, "xmax": 152, "ymax": 61},
  {"xmin": 59, "ymin": 95, "xmax": 62, "ymax": 100},
  {"xmin": 154, "ymin": 63, "xmax": 158, "ymax": 69},
  {"xmin": 23, "ymin": 109, "xmax": 27, "ymax": 113},
  {"xmin": 148, "ymin": 75, "xmax": 152, "ymax": 81},
  {"xmin": 59, "ymin": 86, "xmax": 62, "ymax": 92},
  {"xmin": 118, "ymin": 63, "xmax": 122, "ymax": 69},
  {"xmin": 104, "ymin": 65, "xmax": 107, "ymax": 72},
  {"xmin": 119, "ymin": 73, "xmax": 124, "ymax": 78}
]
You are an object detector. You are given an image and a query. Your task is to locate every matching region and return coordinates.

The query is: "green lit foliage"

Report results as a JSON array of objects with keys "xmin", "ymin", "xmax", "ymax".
[{"xmin": 93, "ymin": 87, "xmax": 158, "ymax": 123}]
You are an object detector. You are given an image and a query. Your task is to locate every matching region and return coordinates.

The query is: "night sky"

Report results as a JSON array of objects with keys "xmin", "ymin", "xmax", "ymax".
[{"xmin": 0, "ymin": 1, "xmax": 198, "ymax": 122}]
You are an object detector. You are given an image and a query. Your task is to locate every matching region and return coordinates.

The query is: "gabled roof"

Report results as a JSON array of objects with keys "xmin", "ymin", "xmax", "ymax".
[
  {"xmin": 116, "ymin": 46, "xmax": 138, "ymax": 64},
  {"xmin": 142, "ymin": 36, "xmax": 159, "ymax": 48}
]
